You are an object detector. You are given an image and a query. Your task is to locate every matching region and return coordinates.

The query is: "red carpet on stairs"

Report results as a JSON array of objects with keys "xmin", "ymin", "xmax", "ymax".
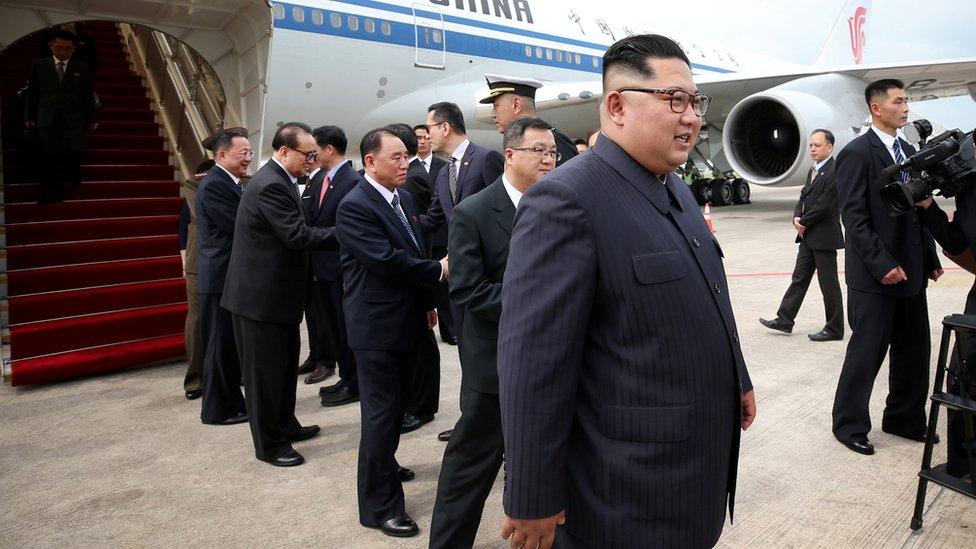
[{"xmin": 2, "ymin": 21, "xmax": 187, "ymax": 386}]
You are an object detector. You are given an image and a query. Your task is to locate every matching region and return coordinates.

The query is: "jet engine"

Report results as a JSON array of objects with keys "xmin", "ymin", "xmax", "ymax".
[{"xmin": 722, "ymin": 74, "xmax": 867, "ymax": 186}]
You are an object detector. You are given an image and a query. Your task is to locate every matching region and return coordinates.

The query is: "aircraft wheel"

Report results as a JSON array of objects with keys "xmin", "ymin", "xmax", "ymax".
[
  {"xmin": 732, "ymin": 178, "xmax": 751, "ymax": 204},
  {"xmin": 696, "ymin": 180, "xmax": 713, "ymax": 205},
  {"xmin": 710, "ymin": 178, "xmax": 733, "ymax": 206}
]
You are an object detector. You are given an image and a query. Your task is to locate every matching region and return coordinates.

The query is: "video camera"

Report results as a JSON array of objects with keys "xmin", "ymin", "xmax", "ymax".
[{"xmin": 878, "ymin": 119, "xmax": 976, "ymax": 216}]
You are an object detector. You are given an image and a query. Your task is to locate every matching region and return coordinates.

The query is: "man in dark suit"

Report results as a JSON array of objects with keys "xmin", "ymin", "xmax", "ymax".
[
  {"xmin": 480, "ymin": 73, "xmax": 578, "ymax": 167},
  {"xmin": 24, "ymin": 30, "xmax": 97, "ymax": 203},
  {"xmin": 302, "ymin": 126, "xmax": 362, "ymax": 402},
  {"xmin": 429, "ymin": 117, "xmax": 556, "ymax": 549},
  {"xmin": 196, "ymin": 129, "xmax": 251, "ymax": 426},
  {"xmin": 832, "ymin": 79, "xmax": 943, "ymax": 456},
  {"xmin": 413, "ymin": 123, "xmax": 456, "ymax": 346},
  {"xmin": 221, "ymin": 123, "xmax": 339, "ymax": 467},
  {"xmin": 385, "ymin": 123, "xmax": 442, "ymax": 433},
  {"xmin": 336, "ymin": 129, "xmax": 447, "ymax": 538},
  {"xmin": 497, "ymin": 35, "xmax": 755, "ymax": 549},
  {"xmin": 760, "ymin": 129, "xmax": 845, "ymax": 341}
]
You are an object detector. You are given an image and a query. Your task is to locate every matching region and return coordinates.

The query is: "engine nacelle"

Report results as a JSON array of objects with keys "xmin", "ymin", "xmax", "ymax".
[{"xmin": 722, "ymin": 74, "xmax": 867, "ymax": 186}]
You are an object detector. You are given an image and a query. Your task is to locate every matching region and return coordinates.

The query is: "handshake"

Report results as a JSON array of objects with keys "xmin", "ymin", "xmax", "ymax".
[{"xmin": 439, "ymin": 256, "xmax": 450, "ymax": 281}]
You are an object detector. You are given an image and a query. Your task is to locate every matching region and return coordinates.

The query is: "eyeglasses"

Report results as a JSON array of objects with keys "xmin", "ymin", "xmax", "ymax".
[
  {"xmin": 237, "ymin": 150, "xmax": 255, "ymax": 159},
  {"xmin": 615, "ymin": 87, "xmax": 712, "ymax": 117},
  {"xmin": 510, "ymin": 147, "xmax": 561, "ymax": 161},
  {"xmin": 425, "ymin": 121, "xmax": 447, "ymax": 132},
  {"xmin": 289, "ymin": 146, "xmax": 318, "ymax": 162}
]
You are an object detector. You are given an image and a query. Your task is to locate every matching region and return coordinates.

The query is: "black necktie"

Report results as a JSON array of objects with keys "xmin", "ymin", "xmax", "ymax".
[
  {"xmin": 391, "ymin": 194, "xmax": 419, "ymax": 249},
  {"xmin": 56, "ymin": 61, "xmax": 65, "ymax": 81}
]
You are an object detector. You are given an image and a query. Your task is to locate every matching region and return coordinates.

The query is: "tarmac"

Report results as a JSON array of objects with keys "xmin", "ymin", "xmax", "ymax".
[{"xmin": 1, "ymin": 185, "xmax": 975, "ymax": 548}]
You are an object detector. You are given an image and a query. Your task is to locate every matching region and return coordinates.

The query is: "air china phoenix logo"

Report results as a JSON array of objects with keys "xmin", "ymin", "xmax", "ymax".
[{"xmin": 847, "ymin": 6, "xmax": 867, "ymax": 64}]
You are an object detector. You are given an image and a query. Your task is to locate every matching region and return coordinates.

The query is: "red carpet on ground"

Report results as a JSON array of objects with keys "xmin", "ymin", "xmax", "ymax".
[{"xmin": 2, "ymin": 21, "xmax": 187, "ymax": 386}]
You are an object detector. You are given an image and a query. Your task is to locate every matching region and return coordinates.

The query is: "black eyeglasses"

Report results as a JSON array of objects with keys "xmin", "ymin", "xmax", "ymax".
[
  {"xmin": 615, "ymin": 87, "xmax": 711, "ymax": 116},
  {"xmin": 510, "ymin": 147, "xmax": 561, "ymax": 161},
  {"xmin": 288, "ymin": 146, "xmax": 318, "ymax": 162},
  {"xmin": 425, "ymin": 121, "xmax": 447, "ymax": 132}
]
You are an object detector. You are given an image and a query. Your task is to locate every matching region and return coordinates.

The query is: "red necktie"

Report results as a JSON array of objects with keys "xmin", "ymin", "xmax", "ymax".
[{"xmin": 318, "ymin": 176, "xmax": 330, "ymax": 208}]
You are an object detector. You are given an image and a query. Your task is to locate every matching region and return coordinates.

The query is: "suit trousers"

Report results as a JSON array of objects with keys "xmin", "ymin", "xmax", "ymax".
[
  {"xmin": 429, "ymin": 386, "xmax": 505, "ymax": 549},
  {"xmin": 775, "ymin": 242, "xmax": 844, "ymax": 335},
  {"xmin": 199, "ymin": 293, "xmax": 245, "ymax": 424},
  {"xmin": 321, "ymin": 280, "xmax": 358, "ymax": 391},
  {"xmin": 832, "ymin": 288, "xmax": 930, "ymax": 440},
  {"xmin": 303, "ymin": 279, "xmax": 338, "ymax": 364},
  {"xmin": 232, "ymin": 314, "xmax": 302, "ymax": 460},
  {"xmin": 432, "ymin": 245, "xmax": 456, "ymax": 341},
  {"xmin": 407, "ymin": 329, "xmax": 440, "ymax": 418},
  {"xmin": 354, "ymin": 346, "xmax": 417, "ymax": 526},
  {"xmin": 38, "ymin": 114, "xmax": 85, "ymax": 202},
  {"xmin": 182, "ymin": 272, "xmax": 203, "ymax": 391}
]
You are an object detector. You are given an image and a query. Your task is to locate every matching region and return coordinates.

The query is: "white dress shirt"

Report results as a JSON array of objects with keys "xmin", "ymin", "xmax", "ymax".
[
  {"xmin": 501, "ymin": 174, "xmax": 523, "ymax": 208},
  {"xmin": 216, "ymin": 163, "xmax": 241, "ymax": 187},
  {"xmin": 870, "ymin": 125, "xmax": 906, "ymax": 164}
]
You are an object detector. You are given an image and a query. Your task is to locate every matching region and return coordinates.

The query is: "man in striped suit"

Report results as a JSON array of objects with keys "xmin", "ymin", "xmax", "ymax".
[{"xmin": 497, "ymin": 35, "xmax": 756, "ymax": 549}]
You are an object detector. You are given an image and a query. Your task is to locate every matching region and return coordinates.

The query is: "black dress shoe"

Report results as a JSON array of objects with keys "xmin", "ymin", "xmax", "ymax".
[
  {"xmin": 759, "ymin": 317, "xmax": 792, "ymax": 334},
  {"xmin": 809, "ymin": 330, "xmax": 843, "ymax": 342},
  {"xmin": 401, "ymin": 414, "xmax": 422, "ymax": 433},
  {"xmin": 883, "ymin": 428, "xmax": 940, "ymax": 444},
  {"xmin": 267, "ymin": 448, "xmax": 305, "ymax": 467},
  {"xmin": 446, "ymin": 337, "xmax": 459, "ymax": 346},
  {"xmin": 839, "ymin": 437, "xmax": 875, "ymax": 455},
  {"xmin": 321, "ymin": 386, "xmax": 359, "ymax": 407},
  {"xmin": 290, "ymin": 425, "xmax": 321, "ymax": 442},
  {"xmin": 304, "ymin": 363, "xmax": 336, "ymax": 385},
  {"xmin": 397, "ymin": 466, "xmax": 415, "ymax": 482},
  {"xmin": 437, "ymin": 429, "xmax": 453, "ymax": 442},
  {"xmin": 319, "ymin": 380, "xmax": 345, "ymax": 396},
  {"xmin": 297, "ymin": 357, "xmax": 316, "ymax": 375},
  {"xmin": 184, "ymin": 388, "xmax": 202, "ymax": 400},
  {"xmin": 216, "ymin": 411, "xmax": 249, "ymax": 425},
  {"xmin": 378, "ymin": 514, "xmax": 419, "ymax": 538}
]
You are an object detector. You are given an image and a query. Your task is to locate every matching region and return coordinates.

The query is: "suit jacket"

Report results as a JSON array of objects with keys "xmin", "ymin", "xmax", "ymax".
[
  {"xmin": 402, "ymin": 159, "xmax": 437, "ymax": 256},
  {"xmin": 793, "ymin": 157, "xmax": 844, "ymax": 250},
  {"xmin": 301, "ymin": 161, "xmax": 362, "ymax": 282},
  {"xmin": 497, "ymin": 135, "xmax": 752, "ymax": 547},
  {"xmin": 336, "ymin": 179, "xmax": 441, "ymax": 351},
  {"xmin": 24, "ymin": 57, "xmax": 96, "ymax": 129},
  {"xmin": 448, "ymin": 177, "xmax": 513, "ymax": 394},
  {"xmin": 835, "ymin": 130, "xmax": 941, "ymax": 297},
  {"xmin": 552, "ymin": 126, "xmax": 579, "ymax": 168},
  {"xmin": 420, "ymin": 141, "xmax": 504, "ymax": 237},
  {"xmin": 425, "ymin": 156, "xmax": 450, "ymax": 247},
  {"xmin": 221, "ymin": 160, "xmax": 338, "ymax": 324},
  {"xmin": 195, "ymin": 167, "xmax": 241, "ymax": 294},
  {"xmin": 917, "ymin": 191, "xmax": 976, "ymax": 312}
]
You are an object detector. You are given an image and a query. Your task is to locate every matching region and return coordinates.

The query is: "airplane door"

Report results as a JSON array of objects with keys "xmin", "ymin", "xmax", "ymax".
[{"xmin": 412, "ymin": 3, "xmax": 446, "ymax": 69}]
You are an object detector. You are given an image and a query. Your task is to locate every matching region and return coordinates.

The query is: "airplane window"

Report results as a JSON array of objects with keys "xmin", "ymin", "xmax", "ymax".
[
  {"xmin": 312, "ymin": 10, "xmax": 324, "ymax": 26},
  {"xmin": 433, "ymin": 29, "xmax": 442, "ymax": 44},
  {"xmin": 365, "ymin": 18, "xmax": 375, "ymax": 33},
  {"xmin": 574, "ymin": 53, "xmax": 582, "ymax": 64},
  {"xmin": 272, "ymin": 5, "xmax": 285, "ymax": 20},
  {"xmin": 381, "ymin": 21, "xmax": 391, "ymax": 36},
  {"xmin": 535, "ymin": 47, "xmax": 543, "ymax": 59},
  {"xmin": 292, "ymin": 7, "xmax": 304, "ymax": 23},
  {"xmin": 330, "ymin": 13, "xmax": 341, "ymax": 28},
  {"xmin": 545, "ymin": 49, "xmax": 552, "ymax": 61},
  {"xmin": 565, "ymin": 51, "xmax": 572, "ymax": 62},
  {"xmin": 525, "ymin": 45, "xmax": 532, "ymax": 57},
  {"xmin": 556, "ymin": 51, "xmax": 563, "ymax": 62},
  {"xmin": 591, "ymin": 56, "xmax": 598, "ymax": 67},
  {"xmin": 348, "ymin": 15, "xmax": 359, "ymax": 31}
]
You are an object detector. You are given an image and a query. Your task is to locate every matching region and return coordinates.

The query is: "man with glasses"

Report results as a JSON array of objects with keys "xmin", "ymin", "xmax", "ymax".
[
  {"xmin": 429, "ymin": 117, "xmax": 556, "ymax": 549},
  {"xmin": 196, "ymin": 128, "xmax": 251, "ymax": 426},
  {"xmin": 497, "ymin": 35, "xmax": 755, "ymax": 548},
  {"xmin": 420, "ymin": 102, "xmax": 504, "ymax": 443},
  {"xmin": 481, "ymin": 74, "xmax": 578, "ymax": 167},
  {"xmin": 221, "ymin": 122, "xmax": 339, "ymax": 467}
]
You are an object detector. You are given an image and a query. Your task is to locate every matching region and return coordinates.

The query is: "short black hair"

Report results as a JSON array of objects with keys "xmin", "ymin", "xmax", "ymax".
[
  {"xmin": 427, "ymin": 102, "xmax": 466, "ymax": 135},
  {"xmin": 413, "ymin": 124, "xmax": 429, "ymax": 134},
  {"xmin": 211, "ymin": 130, "xmax": 247, "ymax": 153},
  {"xmin": 50, "ymin": 29, "xmax": 77, "ymax": 43},
  {"xmin": 864, "ymin": 79, "xmax": 905, "ymax": 108},
  {"xmin": 385, "ymin": 123, "xmax": 419, "ymax": 157},
  {"xmin": 602, "ymin": 34, "xmax": 690, "ymax": 88},
  {"xmin": 811, "ymin": 128, "xmax": 835, "ymax": 146},
  {"xmin": 271, "ymin": 122, "xmax": 312, "ymax": 150},
  {"xmin": 312, "ymin": 125, "xmax": 347, "ymax": 155},
  {"xmin": 572, "ymin": 138, "xmax": 587, "ymax": 146},
  {"xmin": 503, "ymin": 117, "xmax": 553, "ymax": 150},
  {"xmin": 360, "ymin": 128, "xmax": 398, "ymax": 163}
]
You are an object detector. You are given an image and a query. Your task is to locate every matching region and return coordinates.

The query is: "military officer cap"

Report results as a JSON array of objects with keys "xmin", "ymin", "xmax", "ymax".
[
  {"xmin": 201, "ymin": 126, "xmax": 248, "ymax": 151},
  {"xmin": 479, "ymin": 74, "xmax": 544, "ymax": 104}
]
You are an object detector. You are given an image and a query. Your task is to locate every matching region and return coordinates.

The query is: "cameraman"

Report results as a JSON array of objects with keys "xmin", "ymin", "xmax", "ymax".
[{"xmin": 916, "ymin": 189, "xmax": 975, "ymax": 478}]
